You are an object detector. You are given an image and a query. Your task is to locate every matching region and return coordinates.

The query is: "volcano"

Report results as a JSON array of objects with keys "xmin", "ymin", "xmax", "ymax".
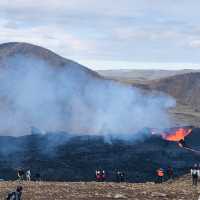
[
  {"xmin": 0, "ymin": 42, "xmax": 173, "ymax": 136},
  {"xmin": 0, "ymin": 42, "xmax": 199, "ymax": 182},
  {"xmin": 0, "ymin": 128, "xmax": 199, "ymax": 182},
  {"xmin": 161, "ymin": 127, "xmax": 192, "ymax": 142}
]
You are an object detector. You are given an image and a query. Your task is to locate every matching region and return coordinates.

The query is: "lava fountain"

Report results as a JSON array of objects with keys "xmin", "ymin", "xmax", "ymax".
[{"xmin": 161, "ymin": 127, "xmax": 192, "ymax": 142}]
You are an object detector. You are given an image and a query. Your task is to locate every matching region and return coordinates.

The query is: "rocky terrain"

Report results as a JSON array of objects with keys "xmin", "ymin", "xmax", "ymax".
[
  {"xmin": 0, "ymin": 128, "xmax": 199, "ymax": 182},
  {"xmin": 0, "ymin": 174, "xmax": 199, "ymax": 200}
]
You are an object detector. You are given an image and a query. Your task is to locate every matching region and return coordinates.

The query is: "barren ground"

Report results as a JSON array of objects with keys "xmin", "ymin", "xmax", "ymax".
[{"xmin": 0, "ymin": 175, "xmax": 199, "ymax": 200}]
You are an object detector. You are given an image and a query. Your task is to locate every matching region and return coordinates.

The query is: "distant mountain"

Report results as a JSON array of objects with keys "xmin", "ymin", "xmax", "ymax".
[
  {"xmin": 99, "ymin": 69, "xmax": 200, "ymax": 126},
  {"xmin": 97, "ymin": 69, "xmax": 199, "ymax": 84},
  {"xmin": 98, "ymin": 69, "xmax": 200, "ymax": 110}
]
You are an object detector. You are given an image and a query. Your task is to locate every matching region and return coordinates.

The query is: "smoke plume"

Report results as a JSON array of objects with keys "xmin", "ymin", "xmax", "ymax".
[{"xmin": 0, "ymin": 54, "xmax": 175, "ymax": 138}]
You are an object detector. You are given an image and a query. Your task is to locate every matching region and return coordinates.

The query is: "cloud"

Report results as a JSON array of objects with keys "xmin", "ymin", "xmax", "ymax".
[
  {"xmin": 189, "ymin": 40, "xmax": 200, "ymax": 48},
  {"xmin": 1, "ymin": 0, "xmax": 200, "ymax": 68}
]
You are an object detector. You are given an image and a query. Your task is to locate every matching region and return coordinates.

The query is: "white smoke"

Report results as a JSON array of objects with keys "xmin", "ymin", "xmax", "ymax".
[{"xmin": 0, "ymin": 54, "xmax": 176, "ymax": 137}]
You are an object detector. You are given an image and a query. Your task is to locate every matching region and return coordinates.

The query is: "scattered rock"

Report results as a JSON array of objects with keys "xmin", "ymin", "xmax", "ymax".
[
  {"xmin": 114, "ymin": 193, "xmax": 128, "ymax": 199},
  {"xmin": 151, "ymin": 192, "xmax": 167, "ymax": 197}
]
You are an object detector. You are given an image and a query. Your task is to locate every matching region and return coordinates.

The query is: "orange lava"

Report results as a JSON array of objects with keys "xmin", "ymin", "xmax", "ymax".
[{"xmin": 162, "ymin": 128, "xmax": 192, "ymax": 142}]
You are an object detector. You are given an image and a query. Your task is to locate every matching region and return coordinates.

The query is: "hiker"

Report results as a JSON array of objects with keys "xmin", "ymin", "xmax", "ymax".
[
  {"xmin": 7, "ymin": 186, "xmax": 23, "ymax": 200},
  {"xmin": 156, "ymin": 168, "xmax": 164, "ymax": 183},
  {"xmin": 191, "ymin": 164, "xmax": 199, "ymax": 186},
  {"xmin": 120, "ymin": 171, "xmax": 125, "ymax": 182},
  {"xmin": 166, "ymin": 166, "xmax": 174, "ymax": 180},
  {"xmin": 95, "ymin": 170, "xmax": 101, "ymax": 182},
  {"xmin": 102, "ymin": 170, "xmax": 106, "ymax": 182},
  {"xmin": 35, "ymin": 173, "xmax": 41, "ymax": 181},
  {"xmin": 26, "ymin": 169, "xmax": 31, "ymax": 181},
  {"xmin": 116, "ymin": 170, "xmax": 121, "ymax": 182},
  {"xmin": 17, "ymin": 169, "xmax": 24, "ymax": 181},
  {"xmin": 116, "ymin": 170, "xmax": 125, "ymax": 182}
]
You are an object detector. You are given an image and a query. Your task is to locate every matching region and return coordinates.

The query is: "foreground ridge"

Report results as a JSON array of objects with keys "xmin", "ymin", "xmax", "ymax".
[{"xmin": 1, "ymin": 174, "xmax": 200, "ymax": 200}]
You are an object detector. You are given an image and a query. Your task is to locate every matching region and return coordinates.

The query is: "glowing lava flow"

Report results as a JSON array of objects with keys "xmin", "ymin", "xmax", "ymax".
[
  {"xmin": 160, "ymin": 127, "xmax": 200, "ymax": 154},
  {"xmin": 161, "ymin": 127, "xmax": 192, "ymax": 142}
]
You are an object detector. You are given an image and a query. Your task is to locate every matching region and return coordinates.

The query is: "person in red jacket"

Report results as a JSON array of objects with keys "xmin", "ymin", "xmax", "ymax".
[
  {"xmin": 156, "ymin": 168, "xmax": 164, "ymax": 183},
  {"xmin": 96, "ymin": 170, "xmax": 101, "ymax": 182}
]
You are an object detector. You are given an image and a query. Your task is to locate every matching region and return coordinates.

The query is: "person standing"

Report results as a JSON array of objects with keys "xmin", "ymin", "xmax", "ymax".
[
  {"xmin": 17, "ymin": 169, "xmax": 24, "ymax": 181},
  {"xmin": 116, "ymin": 170, "xmax": 125, "ymax": 182},
  {"xmin": 95, "ymin": 170, "xmax": 101, "ymax": 182},
  {"xmin": 156, "ymin": 168, "xmax": 164, "ymax": 183},
  {"xmin": 166, "ymin": 166, "xmax": 174, "ymax": 180},
  {"xmin": 101, "ymin": 170, "xmax": 106, "ymax": 182},
  {"xmin": 26, "ymin": 169, "xmax": 31, "ymax": 181},
  {"xmin": 191, "ymin": 164, "xmax": 199, "ymax": 186}
]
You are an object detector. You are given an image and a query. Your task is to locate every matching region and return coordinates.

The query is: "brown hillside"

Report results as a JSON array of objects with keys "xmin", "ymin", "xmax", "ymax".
[
  {"xmin": 0, "ymin": 42, "xmax": 100, "ymax": 77},
  {"xmin": 149, "ymin": 73, "xmax": 200, "ymax": 111}
]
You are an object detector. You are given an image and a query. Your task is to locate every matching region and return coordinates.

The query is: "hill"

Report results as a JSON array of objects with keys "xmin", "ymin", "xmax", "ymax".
[
  {"xmin": 150, "ymin": 72, "xmax": 200, "ymax": 110},
  {"xmin": 98, "ymin": 69, "xmax": 200, "ymax": 127},
  {"xmin": 0, "ymin": 174, "xmax": 199, "ymax": 200},
  {"xmin": 149, "ymin": 73, "xmax": 200, "ymax": 126},
  {"xmin": 0, "ymin": 42, "xmax": 99, "ymax": 77},
  {"xmin": 97, "ymin": 69, "xmax": 198, "ymax": 84}
]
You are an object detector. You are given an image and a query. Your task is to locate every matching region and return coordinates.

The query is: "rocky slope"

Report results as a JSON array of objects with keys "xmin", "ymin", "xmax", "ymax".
[
  {"xmin": 0, "ymin": 128, "xmax": 199, "ymax": 182},
  {"xmin": 149, "ymin": 73, "xmax": 200, "ymax": 110}
]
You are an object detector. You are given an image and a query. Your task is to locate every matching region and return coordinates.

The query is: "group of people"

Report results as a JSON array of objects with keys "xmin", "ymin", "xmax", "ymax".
[
  {"xmin": 156, "ymin": 166, "xmax": 174, "ymax": 183},
  {"xmin": 17, "ymin": 169, "xmax": 31, "ymax": 181},
  {"xmin": 95, "ymin": 169, "xmax": 126, "ymax": 182},
  {"xmin": 17, "ymin": 169, "xmax": 41, "ymax": 181},
  {"xmin": 5, "ymin": 164, "xmax": 200, "ymax": 199},
  {"xmin": 156, "ymin": 164, "xmax": 200, "ymax": 186},
  {"xmin": 6, "ymin": 169, "xmax": 41, "ymax": 200},
  {"xmin": 95, "ymin": 169, "xmax": 106, "ymax": 182}
]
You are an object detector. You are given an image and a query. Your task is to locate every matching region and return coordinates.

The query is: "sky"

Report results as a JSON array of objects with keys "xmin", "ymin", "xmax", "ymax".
[{"xmin": 1, "ymin": 0, "xmax": 200, "ymax": 70}]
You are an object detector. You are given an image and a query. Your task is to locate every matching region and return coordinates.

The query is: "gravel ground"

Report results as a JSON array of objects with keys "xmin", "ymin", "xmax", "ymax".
[{"xmin": 0, "ymin": 175, "xmax": 199, "ymax": 200}]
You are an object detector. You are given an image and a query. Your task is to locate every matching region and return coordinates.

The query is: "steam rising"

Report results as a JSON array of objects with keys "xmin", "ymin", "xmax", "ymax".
[{"xmin": 0, "ymin": 55, "xmax": 175, "ymax": 137}]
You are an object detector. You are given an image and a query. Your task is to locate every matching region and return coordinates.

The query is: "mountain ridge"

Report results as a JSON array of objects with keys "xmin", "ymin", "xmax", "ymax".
[{"xmin": 0, "ymin": 42, "xmax": 100, "ymax": 78}]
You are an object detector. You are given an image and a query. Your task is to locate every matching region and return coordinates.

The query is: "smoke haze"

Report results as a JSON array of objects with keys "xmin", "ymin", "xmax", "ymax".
[{"xmin": 0, "ymin": 54, "xmax": 176, "ymax": 137}]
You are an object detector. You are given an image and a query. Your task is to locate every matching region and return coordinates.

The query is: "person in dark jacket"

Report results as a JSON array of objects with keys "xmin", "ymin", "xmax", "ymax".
[
  {"xmin": 35, "ymin": 173, "xmax": 41, "ymax": 181},
  {"xmin": 116, "ymin": 170, "xmax": 125, "ymax": 182},
  {"xmin": 7, "ymin": 186, "xmax": 23, "ymax": 200},
  {"xmin": 17, "ymin": 169, "xmax": 24, "ymax": 181},
  {"xmin": 101, "ymin": 170, "xmax": 106, "ymax": 182},
  {"xmin": 191, "ymin": 164, "xmax": 199, "ymax": 186},
  {"xmin": 166, "ymin": 166, "xmax": 174, "ymax": 180}
]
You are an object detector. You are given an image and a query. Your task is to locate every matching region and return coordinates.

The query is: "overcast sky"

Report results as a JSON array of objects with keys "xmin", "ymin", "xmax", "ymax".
[{"xmin": 1, "ymin": 0, "xmax": 200, "ymax": 70}]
